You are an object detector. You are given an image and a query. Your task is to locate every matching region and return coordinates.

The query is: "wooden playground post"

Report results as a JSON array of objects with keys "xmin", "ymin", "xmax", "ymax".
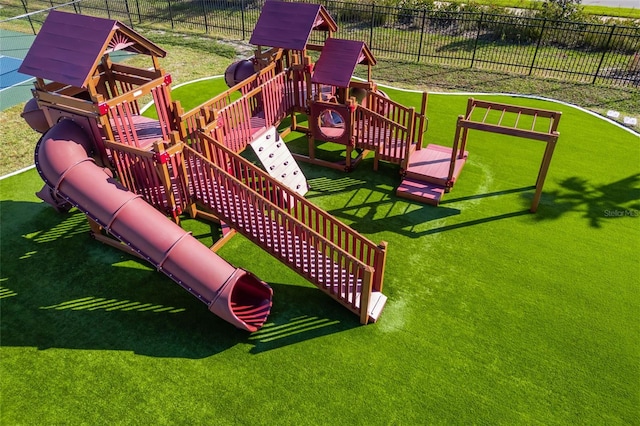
[
  {"xmin": 210, "ymin": 110, "xmax": 226, "ymax": 153},
  {"xmin": 197, "ymin": 116, "xmax": 214, "ymax": 161},
  {"xmin": 93, "ymin": 93, "xmax": 117, "ymax": 144},
  {"xmin": 373, "ymin": 241, "xmax": 388, "ymax": 293},
  {"xmin": 172, "ymin": 100, "xmax": 187, "ymax": 140},
  {"xmin": 530, "ymin": 132, "xmax": 559, "ymax": 213},
  {"xmin": 153, "ymin": 138, "xmax": 181, "ymax": 223},
  {"xmin": 346, "ymin": 97, "xmax": 358, "ymax": 170},
  {"xmin": 100, "ymin": 54, "xmax": 120, "ymax": 99},
  {"xmin": 447, "ymin": 115, "xmax": 465, "ymax": 187},
  {"xmin": 359, "ymin": 266, "xmax": 374, "ymax": 324},
  {"xmin": 400, "ymin": 106, "xmax": 417, "ymax": 171},
  {"xmin": 415, "ymin": 91, "xmax": 428, "ymax": 151},
  {"xmin": 458, "ymin": 97, "xmax": 475, "ymax": 158}
]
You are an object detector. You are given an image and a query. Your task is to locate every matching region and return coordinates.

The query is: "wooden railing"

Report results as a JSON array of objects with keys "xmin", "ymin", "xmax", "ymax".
[
  {"xmin": 354, "ymin": 105, "xmax": 414, "ymax": 169},
  {"xmin": 288, "ymin": 69, "xmax": 307, "ymax": 111},
  {"xmin": 201, "ymin": 72, "xmax": 295, "ymax": 153},
  {"xmin": 175, "ymin": 62, "xmax": 278, "ymax": 145},
  {"xmin": 367, "ymin": 90, "xmax": 415, "ymax": 131},
  {"xmin": 182, "ymin": 144, "xmax": 375, "ymax": 322},
  {"xmin": 197, "ymin": 131, "xmax": 387, "ymax": 293},
  {"xmin": 261, "ymin": 72, "xmax": 295, "ymax": 127},
  {"xmin": 104, "ymin": 139, "xmax": 190, "ymax": 219},
  {"xmin": 214, "ymin": 93, "xmax": 255, "ymax": 152},
  {"xmin": 150, "ymin": 83, "xmax": 174, "ymax": 141}
]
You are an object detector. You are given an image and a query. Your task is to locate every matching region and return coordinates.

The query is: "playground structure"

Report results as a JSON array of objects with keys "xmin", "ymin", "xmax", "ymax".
[
  {"xmin": 20, "ymin": 2, "xmax": 561, "ymax": 331},
  {"xmin": 398, "ymin": 98, "xmax": 562, "ymax": 211}
]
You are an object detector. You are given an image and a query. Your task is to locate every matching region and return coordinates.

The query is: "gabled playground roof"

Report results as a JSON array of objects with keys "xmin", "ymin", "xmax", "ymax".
[
  {"xmin": 249, "ymin": 0, "xmax": 338, "ymax": 51},
  {"xmin": 311, "ymin": 39, "xmax": 376, "ymax": 88},
  {"xmin": 19, "ymin": 11, "xmax": 166, "ymax": 89}
]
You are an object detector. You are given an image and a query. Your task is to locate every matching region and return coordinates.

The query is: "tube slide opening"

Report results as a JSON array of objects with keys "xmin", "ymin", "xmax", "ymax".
[{"xmin": 230, "ymin": 273, "xmax": 273, "ymax": 331}]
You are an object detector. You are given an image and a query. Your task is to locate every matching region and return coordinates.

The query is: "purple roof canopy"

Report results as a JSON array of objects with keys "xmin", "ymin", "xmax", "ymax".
[
  {"xmin": 249, "ymin": 0, "xmax": 338, "ymax": 51},
  {"xmin": 311, "ymin": 38, "xmax": 376, "ymax": 88},
  {"xmin": 19, "ymin": 11, "xmax": 166, "ymax": 89}
]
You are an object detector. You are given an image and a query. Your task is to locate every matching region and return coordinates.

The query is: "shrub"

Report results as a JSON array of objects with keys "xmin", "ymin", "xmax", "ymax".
[{"xmin": 330, "ymin": 0, "xmax": 390, "ymax": 27}]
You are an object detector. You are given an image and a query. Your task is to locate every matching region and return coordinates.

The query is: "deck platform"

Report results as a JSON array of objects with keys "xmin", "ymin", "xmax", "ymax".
[
  {"xmin": 396, "ymin": 144, "xmax": 468, "ymax": 205},
  {"xmin": 404, "ymin": 144, "xmax": 468, "ymax": 185}
]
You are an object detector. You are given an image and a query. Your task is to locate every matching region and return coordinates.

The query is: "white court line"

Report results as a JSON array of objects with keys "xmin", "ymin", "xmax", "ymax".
[
  {"xmin": 0, "ymin": 76, "xmax": 35, "ymax": 92},
  {"xmin": 0, "ymin": 55, "xmax": 34, "ymax": 92},
  {"xmin": 0, "ymin": 165, "xmax": 36, "ymax": 180}
]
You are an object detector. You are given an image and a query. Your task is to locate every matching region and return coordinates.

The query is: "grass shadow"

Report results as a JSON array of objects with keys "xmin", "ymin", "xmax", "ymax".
[
  {"xmin": 248, "ymin": 282, "xmax": 359, "ymax": 354},
  {"xmin": 441, "ymin": 185, "xmax": 536, "ymax": 204},
  {"xmin": 303, "ymin": 159, "xmax": 537, "ymax": 237},
  {"xmin": 533, "ymin": 174, "xmax": 640, "ymax": 227},
  {"xmin": 0, "ymin": 200, "xmax": 360, "ymax": 358}
]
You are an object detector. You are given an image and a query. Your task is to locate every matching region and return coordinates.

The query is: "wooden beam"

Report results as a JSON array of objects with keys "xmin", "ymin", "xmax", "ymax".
[
  {"xmin": 448, "ymin": 116, "xmax": 464, "ymax": 185},
  {"xmin": 530, "ymin": 133, "xmax": 559, "ymax": 213},
  {"xmin": 459, "ymin": 119, "xmax": 557, "ymax": 142},
  {"xmin": 471, "ymin": 98, "xmax": 560, "ymax": 119},
  {"xmin": 34, "ymin": 89, "xmax": 100, "ymax": 115},
  {"xmin": 111, "ymin": 63, "xmax": 162, "ymax": 79},
  {"xmin": 373, "ymin": 241, "xmax": 388, "ymax": 293},
  {"xmin": 359, "ymin": 267, "xmax": 373, "ymax": 325}
]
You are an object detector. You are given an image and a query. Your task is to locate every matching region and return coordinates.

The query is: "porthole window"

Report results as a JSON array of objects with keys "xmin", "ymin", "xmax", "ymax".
[{"xmin": 317, "ymin": 108, "xmax": 345, "ymax": 140}]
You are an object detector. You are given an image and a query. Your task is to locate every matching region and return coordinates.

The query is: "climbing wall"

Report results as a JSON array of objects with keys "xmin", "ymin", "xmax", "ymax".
[{"xmin": 250, "ymin": 126, "xmax": 308, "ymax": 197}]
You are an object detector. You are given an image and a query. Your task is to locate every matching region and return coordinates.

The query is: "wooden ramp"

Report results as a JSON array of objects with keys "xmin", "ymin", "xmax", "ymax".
[
  {"xmin": 396, "ymin": 144, "xmax": 468, "ymax": 205},
  {"xmin": 183, "ymin": 143, "xmax": 387, "ymax": 324}
]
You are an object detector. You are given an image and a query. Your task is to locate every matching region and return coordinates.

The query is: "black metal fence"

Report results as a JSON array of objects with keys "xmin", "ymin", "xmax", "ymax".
[{"xmin": 2, "ymin": 0, "xmax": 639, "ymax": 87}]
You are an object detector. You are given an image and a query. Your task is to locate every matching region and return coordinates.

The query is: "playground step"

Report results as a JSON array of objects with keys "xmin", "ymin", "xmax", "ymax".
[
  {"xmin": 405, "ymin": 144, "xmax": 468, "ymax": 187},
  {"xmin": 368, "ymin": 291, "xmax": 387, "ymax": 322},
  {"xmin": 395, "ymin": 178, "xmax": 446, "ymax": 205}
]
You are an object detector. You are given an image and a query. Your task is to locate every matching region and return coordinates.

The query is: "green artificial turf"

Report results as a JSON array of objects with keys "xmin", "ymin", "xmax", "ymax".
[{"xmin": 1, "ymin": 81, "xmax": 638, "ymax": 424}]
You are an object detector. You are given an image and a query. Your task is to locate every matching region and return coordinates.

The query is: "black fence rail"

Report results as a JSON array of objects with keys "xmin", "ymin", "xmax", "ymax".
[{"xmin": 2, "ymin": 0, "xmax": 639, "ymax": 87}]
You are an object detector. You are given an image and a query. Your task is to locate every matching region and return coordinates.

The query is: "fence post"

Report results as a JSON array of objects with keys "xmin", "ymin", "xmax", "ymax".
[
  {"xmin": 202, "ymin": 0, "xmax": 209, "ymax": 33},
  {"xmin": 529, "ymin": 18, "xmax": 547, "ymax": 76},
  {"xmin": 593, "ymin": 25, "xmax": 616, "ymax": 84},
  {"xmin": 105, "ymin": 0, "xmax": 111, "ymax": 19},
  {"xmin": 20, "ymin": 0, "xmax": 36, "ymax": 34},
  {"xmin": 241, "ymin": 0, "xmax": 246, "ymax": 40},
  {"xmin": 369, "ymin": 4, "xmax": 375, "ymax": 51},
  {"xmin": 470, "ymin": 12, "xmax": 483, "ymax": 69},
  {"xmin": 135, "ymin": 0, "xmax": 142, "ymax": 24},
  {"xmin": 167, "ymin": 0, "xmax": 174, "ymax": 30},
  {"xmin": 417, "ymin": 9, "xmax": 427, "ymax": 63},
  {"xmin": 124, "ymin": 0, "xmax": 134, "ymax": 28}
]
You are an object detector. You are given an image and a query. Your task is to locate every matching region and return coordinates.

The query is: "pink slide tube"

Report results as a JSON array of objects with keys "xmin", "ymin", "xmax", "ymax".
[{"xmin": 34, "ymin": 120, "xmax": 272, "ymax": 331}]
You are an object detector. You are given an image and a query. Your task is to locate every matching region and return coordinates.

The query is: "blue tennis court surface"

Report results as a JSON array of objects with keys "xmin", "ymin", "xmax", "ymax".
[{"xmin": 0, "ymin": 55, "xmax": 33, "ymax": 90}]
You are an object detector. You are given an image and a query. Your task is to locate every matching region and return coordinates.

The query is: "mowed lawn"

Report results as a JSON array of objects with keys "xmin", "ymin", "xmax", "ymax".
[{"xmin": 1, "ymin": 78, "xmax": 638, "ymax": 424}]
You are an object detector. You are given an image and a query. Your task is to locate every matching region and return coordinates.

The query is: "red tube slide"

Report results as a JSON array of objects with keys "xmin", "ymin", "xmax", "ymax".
[{"xmin": 34, "ymin": 120, "xmax": 272, "ymax": 331}]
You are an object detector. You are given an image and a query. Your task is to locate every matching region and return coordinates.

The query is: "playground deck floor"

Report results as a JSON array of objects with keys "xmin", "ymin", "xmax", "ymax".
[{"xmin": 405, "ymin": 144, "xmax": 468, "ymax": 184}]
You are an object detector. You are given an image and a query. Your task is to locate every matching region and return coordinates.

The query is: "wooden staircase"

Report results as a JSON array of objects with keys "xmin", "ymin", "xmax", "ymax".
[{"xmin": 396, "ymin": 144, "xmax": 468, "ymax": 205}]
